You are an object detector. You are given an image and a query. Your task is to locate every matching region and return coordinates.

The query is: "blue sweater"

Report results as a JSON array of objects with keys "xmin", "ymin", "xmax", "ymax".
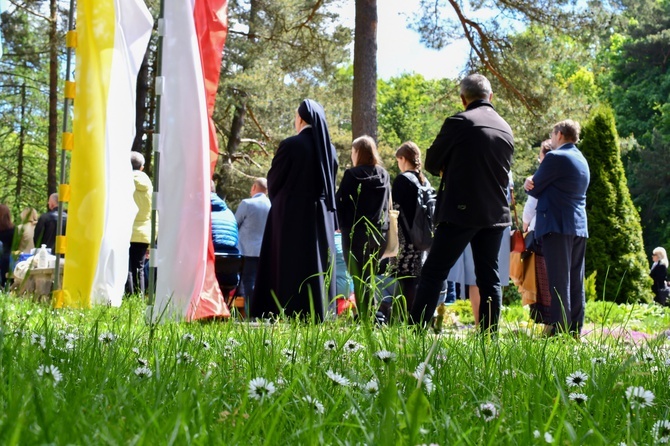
[{"xmin": 211, "ymin": 193, "xmax": 239, "ymax": 254}]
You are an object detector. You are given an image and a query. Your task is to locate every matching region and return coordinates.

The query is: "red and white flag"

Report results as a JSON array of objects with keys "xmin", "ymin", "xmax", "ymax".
[{"xmin": 153, "ymin": 0, "xmax": 229, "ymax": 321}]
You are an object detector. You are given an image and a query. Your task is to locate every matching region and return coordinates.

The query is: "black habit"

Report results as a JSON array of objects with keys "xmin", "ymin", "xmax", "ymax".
[{"xmin": 250, "ymin": 101, "xmax": 337, "ymax": 321}]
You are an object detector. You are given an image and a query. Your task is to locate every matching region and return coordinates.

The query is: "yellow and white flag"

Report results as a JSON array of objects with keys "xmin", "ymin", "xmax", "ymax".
[{"xmin": 62, "ymin": 0, "xmax": 153, "ymax": 307}]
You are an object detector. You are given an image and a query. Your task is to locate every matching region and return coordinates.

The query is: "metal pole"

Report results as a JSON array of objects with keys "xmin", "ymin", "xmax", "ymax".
[
  {"xmin": 147, "ymin": 0, "xmax": 165, "ymax": 317},
  {"xmin": 52, "ymin": 0, "xmax": 77, "ymax": 304}
]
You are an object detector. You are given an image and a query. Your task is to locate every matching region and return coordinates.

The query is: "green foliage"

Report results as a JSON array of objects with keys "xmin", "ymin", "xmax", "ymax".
[
  {"xmin": 585, "ymin": 270, "xmax": 598, "ymax": 303},
  {"xmin": 0, "ymin": 6, "xmax": 53, "ymax": 215},
  {"xmin": 580, "ymin": 106, "xmax": 652, "ymax": 303},
  {"xmin": 2, "ymin": 295, "xmax": 670, "ymax": 444}
]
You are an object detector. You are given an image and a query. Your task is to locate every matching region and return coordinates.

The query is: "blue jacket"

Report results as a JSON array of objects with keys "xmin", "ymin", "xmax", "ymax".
[
  {"xmin": 211, "ymin": 193, "xmax": 239, "ymax": 254},
  {"xmin": 527, "ymin": 143, "xmax": 590, "ymax": 238}
]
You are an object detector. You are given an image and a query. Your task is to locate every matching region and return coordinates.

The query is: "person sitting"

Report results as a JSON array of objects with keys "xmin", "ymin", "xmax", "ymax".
[
  {"xmin": 211, "ymin": 181, "xmax": 241, "ymax": 299},
  {"xmin": 34, "ymin": 193, "xmax": 67, "ymax": 252}
]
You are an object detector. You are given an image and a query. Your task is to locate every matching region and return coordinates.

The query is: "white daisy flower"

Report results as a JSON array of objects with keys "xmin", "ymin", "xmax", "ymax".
[
  {"xmin": 248, "ymin": 377, "xmax": 276, "ymax": 401},
  {"xmin": 63, "ymin": 333, "xmax": 78, "ymax": 342},
  {"xmin": 420, "ymin": 375, "xmax": 434, "ymax": 394},
  {"xmin": 565, "ymin": 371, "xmax": 588, "ymax": 388},
  {"xmin": 176, "ymin": 351, "xmax": 193, "ymax": 364},
  {"xmin": 343, "ymin": 408, "xmax": 357, "ymax": 419},
  {"xmin": 569, "ymin": 393, "xmax": 588, "ymax": 404},
  {"xmin": 276, "ymin": 377, "xmax": 286, "ymax": 387},
  {"xmin": 476, "ymin": 402, "xmax": 498, "ymax": 422},
  {"xmin": 65, "ymin": 341, "xmax": 76, "ymax": 350},
  {"xmin": 650, "ymin": 366, "xmax": 659, "ymax": 373},
  {"xmin": 324, "ymin": 340, "xmax": 337, "ymax": 351},
  {"xmin": 137, "ymin": 358, "xmax": 149, "ymax": 367},
  {"xmin": 263, "ymin": 339, "xmax": 272, "ymax": 347},
  {"xmin": 625, "ymin": 386, "xmax": 654, "ymax": 408},
  {"xmin": 227, "ymin": 337, "xmax": 241, "ymax": 347},
  {"xmin": 132, "ymin": 347, "xmax": 141, "ymax": 355},
  {"xmin": 30, "ymin": 333, "xmax": 46, "ymax": 349},
  {"xmin": 413, "ymin": 363, "xmax": 435, "ymax": 378},
  {"xmin": 182, "ymin": 333, "xmax": 195, "ymax": 342},
  {"xmin": 364, "ymin": 379, "xmax": 379, "ymax": 395},
  {"xmin": 344, "ymin": 340, "xmax": 363, "ymax": 353},
  {"xmin": 281, "ymin": 348, "xmax": 296, "ymax": 360},
  {"xmin": 201, "ymin": 341, "xmax": 210, "ymax": 350},
  {"xmin": 325, "ymin": 370, "xmax": 350, "ymax": 387},
  {"xmin": 374, "ymin": 350, "xmax": 396, "ymax": 363},
  {"xmin": 533, "ymin": 430, "xmax": 541, "ymax": 438},
  {"xmin": 98, "ymin": 332, "xmax": 116, "ymax": 344},
  {"xmin": 302, "ymin": 395, "xmax": 325, "ymax": 414},
  {"xmin": 134, "ymin": 366, "xmax": 152, "ymax": 378},
  {"xmin": 652, "ymin": 420, "xmax": 670, "ymax": 444},
  {"xmin": 36, "ymin": 364, "xmax": 62, "ymax": 384},
  {"xmin": 591, "ymin": 357, "xmax": 607, "ymax": 365},
  {"xmin": 641, "ymin": 352, "xmax": 655, "ymax": 363},
  {"xmin": 544, "ymin": 431, "xmax": 554, "ymax": 443}
]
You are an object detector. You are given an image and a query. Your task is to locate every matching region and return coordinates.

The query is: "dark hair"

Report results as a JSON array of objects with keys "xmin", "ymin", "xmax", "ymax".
[
  {"xmin": 352, "ymin": 135, "xmax": 381, "ymax": 167},
  {"xmin": 395, "ymin": 141, "xmax": 426, "ymax": 184},
  {"xmin": 0, "ymin": 204, "xmax": 14, "ymax": 231},
  {"xmin": 553, "ymin": 119, "xmax": 581, "ymax": 143},
  {"xmin": 540, "ymin": 139, "xmax": 552, "ymax": 157}
]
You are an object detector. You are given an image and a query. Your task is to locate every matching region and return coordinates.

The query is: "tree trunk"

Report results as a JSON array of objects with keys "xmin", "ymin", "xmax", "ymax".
[
  {"xmin": 352, "ymin": 0, "xmax": 378, "ymax": 141},
  {"xmin": 132, "ymin": 50, "xmax": 150, "ymax": 155},
  {"xmin": 145, "ymin": 44, "xmax": 158, "ymax": 177},
  {"xmin": 47, "ymin": 0, "xmax": 58, "ymax": 195},
  {"xmin": 16, "ymin": 83, "xmax": 27, "ymax": 203},
  {"xmin": 224, "ymin": 0, "xmax": 259, "ymax": 160}
]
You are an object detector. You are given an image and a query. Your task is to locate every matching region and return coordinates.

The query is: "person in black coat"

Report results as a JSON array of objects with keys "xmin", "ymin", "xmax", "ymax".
[
  {"xmin": 409, "ymin": 74, "xmax": 514, "ymax": 333},
  {"xmin": 650, "ymin": 247, "xmax": 669, "ymax": 305},
  {"xmin": 336, "ymin": 135, "xmax": 390, "ymax": 318},
  {"xmin": 250, "ymin": 99, "xmax": 338, "ymax": 322}
]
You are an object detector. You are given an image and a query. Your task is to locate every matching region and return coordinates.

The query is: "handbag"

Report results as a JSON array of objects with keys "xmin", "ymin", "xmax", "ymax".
[
  {"xmin": 510, "ymin": 188, "xmax": 525, "ymax": 253},
  {"xmin": 382, "ymin": 191, "xmax": 399, "ymax": 259}
]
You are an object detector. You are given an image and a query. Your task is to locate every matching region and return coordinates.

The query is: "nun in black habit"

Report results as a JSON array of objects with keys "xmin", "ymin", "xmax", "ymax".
[{"xmin": 249, "ymin": 99, "xmax": 338, "ymax": 321}]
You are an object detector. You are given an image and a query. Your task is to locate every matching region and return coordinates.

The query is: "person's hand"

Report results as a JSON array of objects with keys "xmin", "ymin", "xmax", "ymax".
[{"xmin": 524, "ymin": 176, "xmax": 534, "ymax": 191}]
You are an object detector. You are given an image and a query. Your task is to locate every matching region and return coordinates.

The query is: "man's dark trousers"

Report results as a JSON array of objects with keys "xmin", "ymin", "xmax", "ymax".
[
  {"xmin": 541, "ymin": 233, "xmax": 587, "ymax": 334},
  {"xmin": 410, "ymin": 223, "xmax": 505, "ymax": 332}
]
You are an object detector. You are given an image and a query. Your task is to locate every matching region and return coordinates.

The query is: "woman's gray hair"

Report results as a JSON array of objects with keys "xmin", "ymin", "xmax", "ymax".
[{"xmin": 130, "ymin": 151, "xmax": 145, "ymax": 170}]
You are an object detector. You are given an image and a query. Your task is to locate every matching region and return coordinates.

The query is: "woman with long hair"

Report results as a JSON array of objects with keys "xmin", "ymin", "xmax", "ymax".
[
  {"xmin": 391, "ymin": 141, "xmax": 431, "ymax": 316},
  {"xmin": 336, "ymin": 135, "xmax": 391, "ymax": 319},
  {"xmin": 650, "ymin": 246, "xmax": 669, "ymax": 305}
]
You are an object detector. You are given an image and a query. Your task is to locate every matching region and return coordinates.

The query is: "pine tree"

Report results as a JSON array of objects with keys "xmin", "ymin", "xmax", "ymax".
[{"xmin": 580, "ymin": 106, "xmax": 652, "ymax": 303}]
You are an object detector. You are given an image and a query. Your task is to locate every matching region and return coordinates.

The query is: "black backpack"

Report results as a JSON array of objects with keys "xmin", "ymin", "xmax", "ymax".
[{"xmin": 400, "ymin": 172, "xmax": 436, "ymax": 251}]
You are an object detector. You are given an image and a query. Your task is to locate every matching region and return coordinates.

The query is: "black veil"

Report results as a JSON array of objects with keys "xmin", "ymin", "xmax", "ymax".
[{"xmin": 298, "ymin": 99, "xmax": 338, "ymax": 212}]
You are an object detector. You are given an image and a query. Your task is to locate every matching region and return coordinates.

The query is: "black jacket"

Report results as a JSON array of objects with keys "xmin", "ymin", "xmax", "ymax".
[
  {"xmin": 34, "ymin": 207, "xmax": 67, "ymax": 252},
  {"xmin": 425, "ymin": 100, "xmax": 514, "ymax": 227},
  {"xmin": 336, "ymin": 164, "xmax": 390, "ymax": 234}
]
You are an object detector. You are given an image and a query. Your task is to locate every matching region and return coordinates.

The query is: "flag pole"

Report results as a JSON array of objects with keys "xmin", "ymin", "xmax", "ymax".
[
  {"xmin": 146, "ymin": 0, "xmax": 165, "ymax": 320},
  {"xmin": 52, "ymin": 0, "xmax": 77, "ymax": 307}
]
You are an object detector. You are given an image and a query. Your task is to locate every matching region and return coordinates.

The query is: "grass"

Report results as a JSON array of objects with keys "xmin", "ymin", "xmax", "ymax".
[{"xmin": 1, "ymin": 293, "xmax": 670, "ymax": 445}]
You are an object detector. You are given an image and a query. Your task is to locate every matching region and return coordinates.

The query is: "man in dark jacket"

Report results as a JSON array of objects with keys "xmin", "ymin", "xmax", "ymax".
[
  {"xmin": 34, "ymin": 193, "xmax": 67, "ymax": 252},
  {"xmin": 524, "ymin": 120, "xmax": 590, "ymax": 336},
  {"xmin": 410, "ymin": 73, "xmax": 514, "ymax": 333}
]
